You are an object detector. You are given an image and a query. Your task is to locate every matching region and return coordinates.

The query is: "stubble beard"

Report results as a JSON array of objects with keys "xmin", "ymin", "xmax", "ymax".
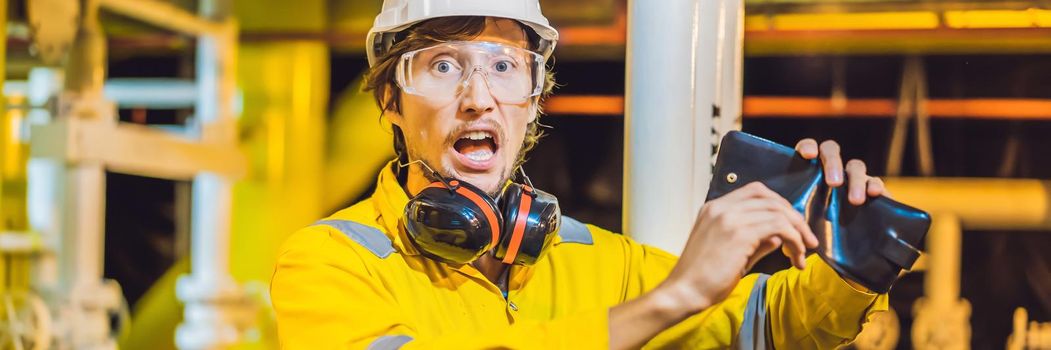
[{"xmin": 406, "ymin": 145, "xmax": 517, "ymax": 197}]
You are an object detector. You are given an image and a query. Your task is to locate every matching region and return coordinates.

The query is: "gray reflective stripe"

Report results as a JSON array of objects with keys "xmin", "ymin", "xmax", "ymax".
[
  {"xmin": 558, "ymin": 216, "xmax": 593, "ymax": 245},
  {"xmin": 738, "ymin": 273, "xmax": 772, "ymax": 350},
  {"xmin": 368, "ymin": 335, "xmax": 413, "ymax": 349},
  {"xmin": 313, "ymin": 220, "xmax": 394, "ymax": 258}
]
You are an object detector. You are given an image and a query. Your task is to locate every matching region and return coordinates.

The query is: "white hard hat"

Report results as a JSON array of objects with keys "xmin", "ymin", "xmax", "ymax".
[{"xmin": 366, "ymin": 0, "xmax": 559, "ymax": 67}]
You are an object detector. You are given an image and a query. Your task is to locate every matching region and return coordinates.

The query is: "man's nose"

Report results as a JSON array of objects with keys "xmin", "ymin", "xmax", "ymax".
[{"xmin": 459, "ymin": 69, "xmax": 496, "ymax": 115}]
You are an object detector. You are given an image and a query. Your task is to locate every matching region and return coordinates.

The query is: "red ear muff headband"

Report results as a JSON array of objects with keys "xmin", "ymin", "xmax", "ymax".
[
  {"xmin": 445, "ymin": 180, "xmax": 502, "ymax": 249},
  {"xmin": 493, "ymin": 184, "xmax": 561, "ymax": 266},
  {"xmin": 501, "ymin": 186, "xmax": 533, "ymax": 264}
]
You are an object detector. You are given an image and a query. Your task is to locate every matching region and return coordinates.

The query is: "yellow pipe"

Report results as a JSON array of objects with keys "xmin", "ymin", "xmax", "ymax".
[
  {"xmin": 885, "ymin": 178, "xmax": 1045, "ymax": 348},
  {"xmin": 944, "ymin": 9, "xmax": 1051, "ymax": 29},
  {"xmin": 0, "ymin": 0, "xmax": 26, "ymax": 233},
  {"xmin": 746, "ymin": 9, "xmax": 1051, "ymax": 32},
  {"xmin": 926, "ymin": 214, "xmax": 961, "ymax": 309},
  {"xmin": 227, "ymin": 3, "xmax": 330, "ymax": 349},
  {"xmin": 765, "ymin": 11, "xmax": 941, "ymax": 31},
  {"xmin": 118, "ymin": 258, "xmax": 186, "ymax": 350},
  {"xmin": 884, "ymin": 177, "xmax": 1051, "ymax": 230},
  {"xmin": 322, "ymin": 78, "xmax": 392, "ymax": 211},
  {"xmin": 911, "ymin": 212, "xmax": 971, "ymax": 350}
]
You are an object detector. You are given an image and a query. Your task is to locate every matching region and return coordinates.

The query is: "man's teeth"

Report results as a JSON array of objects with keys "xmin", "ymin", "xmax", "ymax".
[
  {"xmin": 463, "ymin": 131, "xmax": 492, "ymax": 141},
  {"xmin": 465, "ymin": 149, "xmax": 494, "ymax": 162}
]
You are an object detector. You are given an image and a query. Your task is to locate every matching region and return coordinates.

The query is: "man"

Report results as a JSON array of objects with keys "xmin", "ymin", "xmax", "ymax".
[{"xmin": 270, "ymin": 1, "xmax": 891, "ymax": 348}]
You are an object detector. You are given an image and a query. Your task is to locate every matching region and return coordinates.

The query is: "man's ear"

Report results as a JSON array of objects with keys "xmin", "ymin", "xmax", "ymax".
[{"xmin": 381, "ymin": 85, "xmax": 405, "ymax": 126}]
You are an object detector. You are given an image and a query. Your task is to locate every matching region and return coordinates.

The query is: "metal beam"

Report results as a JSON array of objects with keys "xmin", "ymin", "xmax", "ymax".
[
  {"xmin": 98, "ymin": 0, "xmax": 225, "ymax": 36},
  {"xmin": 29, "ymin": 119, "xmax": 246, "ymax": 180},
  {"xmin": 542, "ymin": 95, "xmax": 1051, "ymax": 120}
]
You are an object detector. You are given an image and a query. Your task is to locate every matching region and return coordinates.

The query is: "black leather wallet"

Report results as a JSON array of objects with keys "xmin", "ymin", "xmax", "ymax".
[{"xmin": 706, "ymin": 131, "xmax": 931, "ymax": 293}]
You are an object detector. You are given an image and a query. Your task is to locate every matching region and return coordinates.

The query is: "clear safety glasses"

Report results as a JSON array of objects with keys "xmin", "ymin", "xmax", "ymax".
[{"xmin": 396, "ymin": 41, "xmax": 546, "ymax": 105}]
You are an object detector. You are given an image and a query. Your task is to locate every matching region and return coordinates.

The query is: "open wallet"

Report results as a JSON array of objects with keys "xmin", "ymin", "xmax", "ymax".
[{"xmin": 706, "ymin": 131, "xmax": 931, "ymax": 293}]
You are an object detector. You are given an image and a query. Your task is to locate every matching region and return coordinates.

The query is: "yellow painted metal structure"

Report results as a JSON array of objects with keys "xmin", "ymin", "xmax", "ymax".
[
  {"xmin": 885, "ymin": 178, "xmax": 1051, "ymax": 231},
  {"xmin": 322, "ymin": 78, "xmax": 392, "ymax": 212},
  {"xmin": 911, "ymin": 214, "xmax": 971, "ymax": 350},
  {"xmin": 1, "ymin": 1, "xmax": 49, "ymax": 347},
  {"xmin": 744, "ymin": 9, "xmax": 1051, "ymax": 32},
  {"xmin": 116, "ymin": 1, "xmax": 328, "ymax": 348},
  {"xmin": 884, "ymin": 178, "xmax": 1051, "ymax": 349},
  {"xmin": 16, "ymin": 0, "xmax": 1051, "ymax": 348},
  {"xmin": 1, "ymin": 0, "xmax": 26, "ymax": 233}
]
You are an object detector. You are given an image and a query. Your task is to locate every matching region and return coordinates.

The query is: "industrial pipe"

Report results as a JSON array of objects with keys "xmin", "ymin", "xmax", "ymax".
[
  {"xmin": 624, "ymin": 0, "xmax": 733, "ymax": 254},
  {"xmin": 884, "ymin": 177, "xmax": 1051, "ymax": 230}
]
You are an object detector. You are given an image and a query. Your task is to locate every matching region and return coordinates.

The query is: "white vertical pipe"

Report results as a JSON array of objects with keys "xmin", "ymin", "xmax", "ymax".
[
  {"xmin": 27, "ymin": 158, "xmax": 62, "ymax": 293},
  {"xmin": 624, "ymin": 0, "xmax": 723, "ymax": 254},
  {"xmin": 191, "ymin": 26, "xmax": 226, "ymax": 282},
  {"xmin": 69, "ymin": 161, "xmax": 113, "ymax": 348},
  {"xmin": 691, "ymin": 0, "xmax": 722, "ymax": 218},
  {"xmin": 717, "ymin": 0, "xmax": 745, "ymax": 136},
  {"xmin": 177, "ymin": 1, "xmax": 242, "ymax": 348},
  {"xmin": 70, "ymin": 163, "xmax": 105, "ymax": 287},
  {"xmin": 196, "ymin": 34, "xmax": 218, "ymax": 131},
  {"xmin": 196, "ymin": 14, "xmax": 237, "ymax": 143},
  {"xmin": 187, "ymin": 0, "xmax": 236, "ymax": 290},
  {"xmin": 190, "ymin": 172, "xmax": 230, "ymax": 285}
]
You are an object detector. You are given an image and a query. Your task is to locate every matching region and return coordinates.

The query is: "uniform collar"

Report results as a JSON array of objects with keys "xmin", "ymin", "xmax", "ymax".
[{"xmin": 371, "ymin": 160, "xmax": 422, "ymax": 256}]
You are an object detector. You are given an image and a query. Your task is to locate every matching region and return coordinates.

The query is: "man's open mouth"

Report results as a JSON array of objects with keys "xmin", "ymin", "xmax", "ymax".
[{"xmin": 453, "ymin": 130, "xmax": 499, "ymax": 163}]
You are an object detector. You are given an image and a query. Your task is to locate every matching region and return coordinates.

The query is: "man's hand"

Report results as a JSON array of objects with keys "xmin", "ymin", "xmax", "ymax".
[
  {"xmin": 652, "ymin": 138, "xmax": 886, "ymax": 317},
  {"xmin": 659, "ymin": 182, "xmax": 819, "ymax": 315},
  {"xmin": 610, "ymin": 182, "xmax": 818, "ymax": 350},
  {"xmin": 609, "ymin": 137, "xmax": 883, "ymax": 350},
  {"xmin": 795, "ymin": 138, "xmax": 884, "ymax": 292},
  {"xmin": 794, "ymin": 138, "xmax": 890, "ymax": 202}
]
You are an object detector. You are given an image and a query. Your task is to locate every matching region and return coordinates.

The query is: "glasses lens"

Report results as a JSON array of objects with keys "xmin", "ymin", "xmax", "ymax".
[{"xmin": 398, "ymin": 42, "xmax": 544, "ymax": 104}]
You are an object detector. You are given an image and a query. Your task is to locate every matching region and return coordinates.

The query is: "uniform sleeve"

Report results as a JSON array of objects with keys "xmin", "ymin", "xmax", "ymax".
[
  {"xmin": 765, "ymin": 255, "xmax": 890, "ymax": 349},
  {"xmin": 601, "ymin": 227, "xmax": 887, "ymax": 349},
  {"xmin": 270, "ymin": 227, "xmax": 611, "ymax": 349}
]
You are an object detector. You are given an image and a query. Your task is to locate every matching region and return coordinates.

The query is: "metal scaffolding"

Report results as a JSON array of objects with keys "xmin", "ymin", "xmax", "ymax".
[{"xmin": 24, "ymin": 0, "xmax": 249, "ymax": 348}]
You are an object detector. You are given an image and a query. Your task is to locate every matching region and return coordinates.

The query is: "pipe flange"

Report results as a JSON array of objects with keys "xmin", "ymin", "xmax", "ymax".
[
  {"xmin": 911, "ymin": 297, "xmax": 972, "ymax": 350},
  {"xmin": 853, "ymin": 306, "xmax": 901, "ymax": 350}
]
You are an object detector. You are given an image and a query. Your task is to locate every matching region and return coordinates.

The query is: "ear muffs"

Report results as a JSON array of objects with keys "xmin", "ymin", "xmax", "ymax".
[
  {"xmin": 403, "ymin": 179, "xmax": 561, "ymax": 266},
  {"xmin": 493, "ymin": 184, "xmax": 561, "ymax": 265},
  {"xmin": 403, "ymin": 180, "xmax": 503, "ymax": 265}
]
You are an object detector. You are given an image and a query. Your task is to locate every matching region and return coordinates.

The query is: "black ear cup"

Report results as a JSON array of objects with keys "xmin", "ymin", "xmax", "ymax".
[
  {"xmin": 493, "ymin": 184, "xmax": 561, "ymax": 266},
  {"xmin": 403, "ymin": 176, "xmax": 562, "ymax": 266},
  {"xmin": 403, "ymin": 180, "xmax": 503, "ymax": 265}
]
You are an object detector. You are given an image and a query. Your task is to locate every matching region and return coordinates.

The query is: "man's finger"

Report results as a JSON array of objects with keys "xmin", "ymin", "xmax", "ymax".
[
  {"xmin": 795, "ymin": 138, "xmax": 819, "ymax": 160},
  {"xmin": 750, "ymin": 218, "xmax": 808, "ymax": 270},
  {"xmin": 726, "ymin": 186, "xmax": 794, "ymax": 212},
  {"xmin": 718, "ymin": 182, "xmax": 794, "ymax": 211},
  {"xmin": 868, "ymin": 176, "xmax": 890, "ymax": 199},
  {"xmin": 730, "ymin": 197, "xmax": 817, "ymax": 249},
  {"xmin": 819, "ymin": 140, "xmax": 844, "ymax": 187},
  {"xmin": 781, "ymin": 244, "xmax": 809, "ymax": 270},
  {"xmin": 717, "ymin": 181, "xmax": 771, "ymax": 203},
  {"xmin": 771, "ymin": 201, "xmax": 817, "ymax": 249},
  {"xmin": 746, "ymin": 236, "xmax": 782, "ymax": 272},
  {"xmin": 845, "ymin": 159, "xmax": 868, "ymax": 205}
]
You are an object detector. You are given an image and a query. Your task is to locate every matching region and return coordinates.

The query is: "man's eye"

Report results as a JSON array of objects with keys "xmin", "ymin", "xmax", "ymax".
[
  {"xmin": 493, "ymin": 61, "xmax": 512, "ymax": 72},
  {"xmin": 434, "ymin": 61, "xmax": 455, "ymax": 73}
]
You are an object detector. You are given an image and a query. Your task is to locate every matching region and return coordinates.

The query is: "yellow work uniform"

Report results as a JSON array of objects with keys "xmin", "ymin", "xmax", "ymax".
[{"xmin": 270, "ymin": 163, "xmax": 888, "ymax": 349}]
